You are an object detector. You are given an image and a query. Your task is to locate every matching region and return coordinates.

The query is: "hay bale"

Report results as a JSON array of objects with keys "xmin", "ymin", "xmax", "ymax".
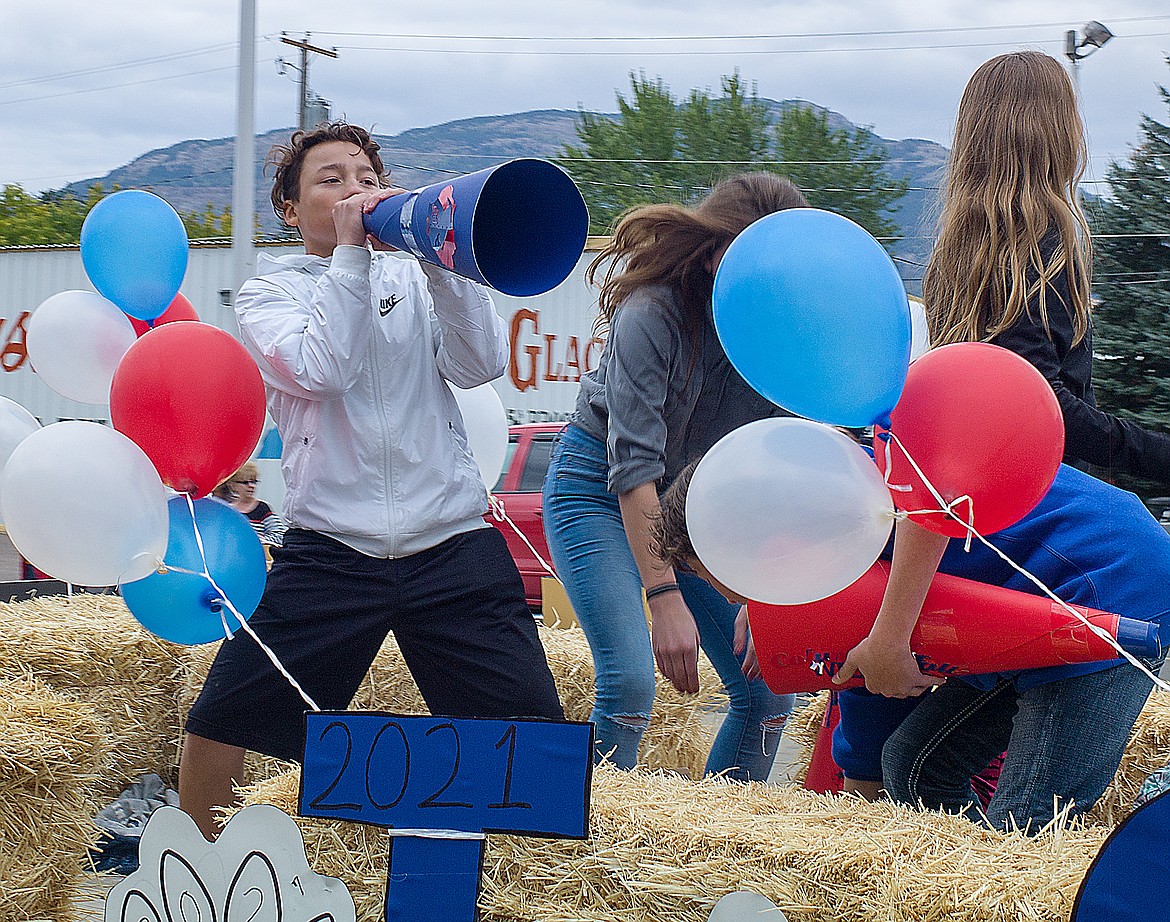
[
  {"xmin": 785, "ymin": 689, "xmax": 1170, "ymax": 828},
  {"xmin": 1090, "ymin": 689, "xmax": 1170, "ymax": 825},
  {"xmin": 0, "ymin": 677, "xmax": 107, "ymax": 922},
  {"xmin": 532, "ymin": 627, "xmax": 724, "ymax": 778},
  {"xmin": 240, "ymin": 765, "xmax": 1107, "ymax": 922},
  {"xmin": 179, "ymin": 626, "xmax": 724, "ymax": 780},
  {"xmin": 0, "ymin": 593, "xmax": 185, "ymax": 795}
]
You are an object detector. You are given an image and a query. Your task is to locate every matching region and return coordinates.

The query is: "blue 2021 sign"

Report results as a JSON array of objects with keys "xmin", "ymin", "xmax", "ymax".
[{"xmin": 301, "ymin": 712, "xmax": 594, "ymax": 921}]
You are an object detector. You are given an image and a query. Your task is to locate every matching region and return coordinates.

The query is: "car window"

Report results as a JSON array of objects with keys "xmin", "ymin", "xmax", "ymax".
[
  {"xmin": 493, "ymin": 436, "xmax": 520, "ymax": 492},
  {"xmin": 517, "ymin": 433, "xmax": 558, "ymax": 493}
]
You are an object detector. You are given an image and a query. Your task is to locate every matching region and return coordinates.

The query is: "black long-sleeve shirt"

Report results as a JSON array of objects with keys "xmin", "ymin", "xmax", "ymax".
[{"xmin": 990, "ymin": 238, "xmax": 1170, "ymax": 482}]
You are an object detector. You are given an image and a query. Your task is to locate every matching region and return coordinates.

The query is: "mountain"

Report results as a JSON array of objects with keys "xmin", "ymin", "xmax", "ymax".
[
  {"xmin": 62, "ymin": 110, "xmax": 589, "ymax": 236},
  {"xmin": 64, "ymin": 103, "xmax": 947, "ymax": 288}
]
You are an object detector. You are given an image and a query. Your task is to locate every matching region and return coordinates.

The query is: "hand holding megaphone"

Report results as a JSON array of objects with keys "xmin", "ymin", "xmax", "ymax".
[
  {"xmin": 750, "ymin": 561, "xmax": 1162, "ymax": 696},
  {"xmin": 358, "ymin": 186, "xmax": 411, "ymax": 252},
  {"xmin": 363, "ymin": 159, "xmax": 589, "ymax": 297}
]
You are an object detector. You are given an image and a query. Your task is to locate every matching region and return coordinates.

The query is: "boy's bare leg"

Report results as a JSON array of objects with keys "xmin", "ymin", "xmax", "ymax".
[
  {"xmin": 179, "ymin": 732, "xmax": 246, "ymax": 841},
  {"xmin": 844, "ymin": 778, "xmax": 882, "ymax": 801}
]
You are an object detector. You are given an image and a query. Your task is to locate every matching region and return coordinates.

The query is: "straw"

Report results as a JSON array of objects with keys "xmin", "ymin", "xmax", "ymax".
[
  {"xmin": 0, "ymin": 677, "xmax": 107, "ymax": 922},
  {"xmin": 0, "ymin": 592, "xmax": 185, "ymax": 798},
  {"xmin": 240, "ymin": 764, "xmax": 1108, "ymax": 922}
]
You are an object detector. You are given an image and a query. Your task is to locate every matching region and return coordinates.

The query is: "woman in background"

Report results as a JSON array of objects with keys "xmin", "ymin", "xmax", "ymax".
[{"xmin": 214, "ymin": 461, "xmax": 287, "ymax": 548}]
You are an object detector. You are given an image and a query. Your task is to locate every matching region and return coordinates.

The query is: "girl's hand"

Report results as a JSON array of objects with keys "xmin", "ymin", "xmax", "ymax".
[
  {"xmin": 832, "ymin": 633, "xmax": 940, "ymax": 698},
  {"xmin": 650, "ymin": 591, "xmax": 701, "ymax": 694},
  {"xmin": 734, "ymin": 605, "xmax": 762, "ymax": 681},
  {"xmin": 833, "ymin": 518, "xmax": 950, "ymax": 698}
]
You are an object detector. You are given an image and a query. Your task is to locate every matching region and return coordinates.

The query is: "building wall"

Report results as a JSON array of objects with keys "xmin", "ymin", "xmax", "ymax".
[
  {"xmin": 0, "ymin": 242, "xmax": 606, "ymax": 424},
  {"xmin": 0, "ymin": 242, "xmax": 607, "ymax": 512}
]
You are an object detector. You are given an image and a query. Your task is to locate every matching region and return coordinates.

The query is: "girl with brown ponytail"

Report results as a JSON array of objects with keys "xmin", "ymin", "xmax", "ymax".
[{"xmin": 542, "ymin": 173, "xmax": 808, "ymax": 779}]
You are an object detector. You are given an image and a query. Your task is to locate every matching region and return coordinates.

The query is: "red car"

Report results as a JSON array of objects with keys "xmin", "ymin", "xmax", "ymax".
[{"xmin": 487, "ymin": 423, "xmax": 566, "ymax": 609}]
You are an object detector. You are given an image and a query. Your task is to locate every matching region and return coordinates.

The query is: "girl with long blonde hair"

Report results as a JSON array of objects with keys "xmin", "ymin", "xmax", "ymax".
[
  {"xmin": 925, "ymin": 50, "xmax": 1170, "ymax": 477},
  {"xmin": 831, "ymin": 52, "xmax": 1170, "ymax": 832}
]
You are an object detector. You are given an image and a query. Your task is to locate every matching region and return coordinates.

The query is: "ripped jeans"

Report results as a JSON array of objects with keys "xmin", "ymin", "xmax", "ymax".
[{"xmin": 542, "ymin": 425, "xmax": 794, "ymax": 780}]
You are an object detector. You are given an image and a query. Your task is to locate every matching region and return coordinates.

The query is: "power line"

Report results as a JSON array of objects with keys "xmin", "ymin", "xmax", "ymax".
[
  {"xmin": 328, "ymin": 30, "xmax": 1170, "ymax": 57},
  {"xmin": 0, "ymin": 43, "xmax": 236, "ymax": 91},
  {"xmin": 312, "ymin": 16, "xmax": 1170, "ymax": 42},
  {"xmin": 331, "ymin": 39, "xmax": 1063, "ymax": 56},
  {"xmin": 553, "ymin": 156, "xmax": 933, "ymax": 165},
  {"xmin": 0, "ymin": 63, "xmax": 238, "ymax": 107},
  {"xmin": 1092, "ymin": 233, "xmax": 1170, "ymax": 239}
]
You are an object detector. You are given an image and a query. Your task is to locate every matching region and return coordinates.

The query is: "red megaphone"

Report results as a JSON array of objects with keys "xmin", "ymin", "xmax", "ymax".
[{"xmin": 750, "ymin": 561, "xmax": 1160, "ymax": 695}]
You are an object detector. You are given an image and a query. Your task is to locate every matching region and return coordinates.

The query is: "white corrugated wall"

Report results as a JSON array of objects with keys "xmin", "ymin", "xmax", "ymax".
[{"xmin": 0, "ymin": 241, "xmax": 605, "ymax": 509}]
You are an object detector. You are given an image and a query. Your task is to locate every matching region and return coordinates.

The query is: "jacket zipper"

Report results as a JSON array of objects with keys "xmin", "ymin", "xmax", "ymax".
[{"xmin": 369, "ymin": 288, "xmax": 399, "ymax": 557}]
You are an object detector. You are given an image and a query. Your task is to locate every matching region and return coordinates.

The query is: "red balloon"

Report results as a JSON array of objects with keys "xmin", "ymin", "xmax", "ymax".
[
  {"xmin": 128, "ymin": 292, "xmax": 200, "ymax": 337},
  {"xmin": 110, "ymin": 322, "xmax": 265, "ymax": 497},
  {"xmin": 875, "ymin": 342, "xmax": 1063, "ymax": 537}
]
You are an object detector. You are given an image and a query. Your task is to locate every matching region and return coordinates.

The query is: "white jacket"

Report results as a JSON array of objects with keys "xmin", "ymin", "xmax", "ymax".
[{"xmin": 235, "ymin": 245, "xmax": 505, "ymax": 558}]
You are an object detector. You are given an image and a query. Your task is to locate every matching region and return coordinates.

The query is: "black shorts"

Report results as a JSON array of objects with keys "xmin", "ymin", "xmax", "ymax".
[{"xmin": 186, "ymin": 527, "xmax": 564, "ymax": 762}]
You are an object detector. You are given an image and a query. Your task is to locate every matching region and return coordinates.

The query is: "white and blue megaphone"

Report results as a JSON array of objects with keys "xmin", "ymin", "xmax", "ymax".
[{"xmin": 364, "ymin": 159, "xmax": 589, "ymax": 297}]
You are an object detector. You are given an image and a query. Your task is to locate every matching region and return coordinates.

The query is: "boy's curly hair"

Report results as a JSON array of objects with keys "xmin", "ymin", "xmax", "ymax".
[
  {"xmin": 267, "ymin": 121, "xmax": 389, "ymax": 226},
  {"xmin": 651, "ymin": 459, "xmax": 700, "ymax": 568}
]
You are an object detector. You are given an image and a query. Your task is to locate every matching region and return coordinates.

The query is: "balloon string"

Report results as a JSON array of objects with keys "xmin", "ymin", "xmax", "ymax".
[
  {"xmin": 882, "ymin": 429, "xmax": 975, "ymax": 549},
  {"xmin": 886, "ymin": 430, "xmax": 1169, "ymax": 692},
  {"xmin": 880, "ymin": 433, "xmax": 913, "ymax": 493},
  {"xmin": 180, "ymin": 495, "xmax": 322, "ymax": 712},
  {"xmin": 117, "ymin": 551, "xmax": 167, "ymax": 590},
  {"xmin": 488, "ymin": 493, "xmax": 559, "ymax": 579},
  {"xmin": 898, "ymin": 496, "xmax": 977, "ymax": 553}
]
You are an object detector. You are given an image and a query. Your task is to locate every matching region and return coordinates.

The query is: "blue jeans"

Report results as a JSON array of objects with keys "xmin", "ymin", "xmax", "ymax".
[
  {"xmin": 881, "ymin": 663, "xmax": 1156, "ymax": 832},
  {"xmin": 542, "ymin": 424, "xmax": 794, "ymax": 780}
]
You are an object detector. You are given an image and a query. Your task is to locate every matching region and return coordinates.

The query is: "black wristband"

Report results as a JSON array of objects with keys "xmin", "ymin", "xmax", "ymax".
[{"xmin": 644, "ymin": 581, "xmax": 681, "ymax": 601}]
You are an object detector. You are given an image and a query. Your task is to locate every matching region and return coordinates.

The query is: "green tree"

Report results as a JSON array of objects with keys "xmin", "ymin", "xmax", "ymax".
[
  {"xmin": 1089, "ymin": 65, "xmax": 1170, "ymax": 499},
  {"xmin": 182, "ymin": 203, "xmax": 233, "ymax": 239},
  {"xmin": 774, "ymin": 105, "xmax": 908, "ymax": 239},
  {"xmin": 0, "ymin": 182, "xmax": 228, "ymax": 245},
  {"xmin": 561, "ymin": 72, "xmax": 779, "ymax": 232},
  {"xmin": 559, "ymin": 72, "xmax": 908, "ymax": 240},
  {"xmin": 560, "ymin": 73, "xmax": 686, "ymax": 231},
  {"xmin": 677, "ymin": 73, "xmax": 774, "ymax": 189},
  {"xmin": 0, "ymin": 184, "xmax": 105, "ymax": 246}
]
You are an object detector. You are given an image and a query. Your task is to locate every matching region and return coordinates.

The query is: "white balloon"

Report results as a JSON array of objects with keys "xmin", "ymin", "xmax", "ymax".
[
  {"xmin": 0, "ymin": 396, "xmax": 41, "ymax": 524},
  {"xmin": 0, "ymin": 421, "xmax": 168, "ymax": 585},
  {"xmin": 686, "ymin": 418, "xmax": 894, "ymax": 605},
  {"xmin": 26, "ymin": 289, "xmax": 136, "ymax": 404},
  {"xmin": 449, "ymin": 382, "xmax": 509, "ymax": 490}
]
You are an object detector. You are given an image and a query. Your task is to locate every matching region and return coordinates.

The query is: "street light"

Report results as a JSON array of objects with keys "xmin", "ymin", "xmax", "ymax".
[{"xmin": 1064, "ymin": 21, "xmax": 1114, "ymax": 95}]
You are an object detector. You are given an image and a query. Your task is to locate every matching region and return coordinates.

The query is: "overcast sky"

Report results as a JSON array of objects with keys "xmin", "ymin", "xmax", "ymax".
[{"xmin": 2, "ymin": 1, "xmax": 1168, "ymax": 197}]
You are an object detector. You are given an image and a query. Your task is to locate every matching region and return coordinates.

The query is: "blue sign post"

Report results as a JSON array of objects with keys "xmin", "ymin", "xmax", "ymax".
[{"xmin": 301, "ymin": 713, "xmax": 593, "ymax": 922}]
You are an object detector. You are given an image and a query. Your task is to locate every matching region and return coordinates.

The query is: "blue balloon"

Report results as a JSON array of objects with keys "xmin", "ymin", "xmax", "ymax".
[
  {"xmin": 80, "ymin": 190, "xmax": 189, "ymax": 321},
  {"xmin": 712, "ymin": 208, "xmax": 911, "ymax": 429},
  {"xmin": 122, "ymin": 496, "xmax": 267, "ymax": 645}
]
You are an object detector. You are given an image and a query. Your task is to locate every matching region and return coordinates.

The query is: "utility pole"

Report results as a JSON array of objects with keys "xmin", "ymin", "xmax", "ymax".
[
  {"xmin": 279, "ymin": 33, "xmax": 338, "ymax": 130},
  {"xmin": 231, "ymin": 0, "xmax": 257, "ymax": 303}
]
